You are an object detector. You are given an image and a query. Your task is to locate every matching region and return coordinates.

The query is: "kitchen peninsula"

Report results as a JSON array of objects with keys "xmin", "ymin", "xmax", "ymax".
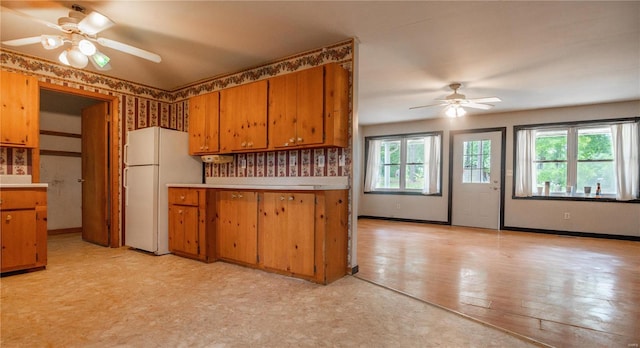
[{"xmin": 168, "ymin": 177, "xmax": 349, "ymax": 284}]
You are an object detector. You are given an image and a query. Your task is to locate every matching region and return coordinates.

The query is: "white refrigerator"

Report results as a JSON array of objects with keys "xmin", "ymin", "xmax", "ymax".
[{"xmin": 124, "ymin": 127, "xmax": 202, "ymax": 255}]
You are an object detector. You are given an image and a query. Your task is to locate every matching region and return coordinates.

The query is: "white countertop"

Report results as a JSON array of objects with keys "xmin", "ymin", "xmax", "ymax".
[
  {"xmin": 0, "ymin": 183, "xmax": 49, "ymax": 188},
  {"xmin": 168, "ymin": 183, "xmax": 348, "ymax": 190},
  {"xmin": 168, "ymin": 176, "xmax": 349, "ymax": 191}
]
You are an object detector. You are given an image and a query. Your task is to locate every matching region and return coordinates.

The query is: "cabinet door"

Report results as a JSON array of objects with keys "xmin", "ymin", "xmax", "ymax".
[
  {"xmin": 261, "ymin": 192, "xmax": 315, "ymax": 277},
  {"xmin": 1, "ymin": 210, "xmax": 38, "ymax": 271},
  {"xmin": 0, "ymin": 71, "xmax": 39, "ymax": 147},
  {"xmin": 295, "ymin": 66, "xmax": 324, "ymax": 147},
  {"xmin": 261, "ymin": 193, "xmax": 292, "ymax": 271},
  {"xmin": 188, "ymin": 92, "xmax": 219, "ymax": 155},
  {"xmin": 219, "ymin": 86, "xmax": 243, "ymax": 152},
  {"xmin": 217, "ymin": 191, "xmax": 257, "ymax": 264},
  {"xmin": 220, "ymin": 81, "xmax": 267, "ymax": 152},
  {"xmin": 169, "ymin": 204, "xmax": 199, "ymax": 256},
  {"xmin": 268, "ymin": 74, "xmax": 298, "ymax": 148}
]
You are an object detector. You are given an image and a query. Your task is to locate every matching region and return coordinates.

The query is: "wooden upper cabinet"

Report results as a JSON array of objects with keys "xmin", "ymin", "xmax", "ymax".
[
  {"xmin": 219, "ymin": 80, "xmax": 268, "ymax": 153},
  {"xmin": 268, "ymin": 63, "xmax": 348, "ymax": 150},
  {"xmin": 0, "ymin": 71, "xmax": 39, "ymax": 148},
  {"xmin": 269, "ymin": 66, "xmax": 324, "ymax": 149},
  {"xmin": 188, "ymin": 92, "xmax": 219, "ymax": 155}
]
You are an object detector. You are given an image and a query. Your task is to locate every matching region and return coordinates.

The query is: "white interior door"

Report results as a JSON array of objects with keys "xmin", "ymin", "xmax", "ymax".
[{"xmin": 452, "ymin": 131, "xmax": 503, "ymax": 229}]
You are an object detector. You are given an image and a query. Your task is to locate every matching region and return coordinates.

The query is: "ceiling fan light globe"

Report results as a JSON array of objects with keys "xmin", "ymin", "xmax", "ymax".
[
  {"xmin": 58, "ymin": 50, "xmax": 70, "ymax": 66},
  {"xmin": 67, "ymin": 47, "xmax": 89, "ymax": 68},
  {"xmin": 78, "ymin": 39, "xmax": 96, "ymax": 56},
  {"xmin": 91, "ymin": 51, "xmax": 111, "ymax": 69},
  {"xmin": 41, "ymin": 35, "xmax": 63, "ymax": 50},
  {"xmin": 445, "ymin": 105, "xmax": 466, "ymax": 118}
]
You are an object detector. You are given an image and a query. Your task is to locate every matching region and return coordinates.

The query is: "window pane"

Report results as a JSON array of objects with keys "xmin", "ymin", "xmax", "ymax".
[
  {"xmin": 379, "ymin": 140, "xmax": 400, "ymax": 165},
  {"xmin": 577, "ymin": 161, "xmax": 616, "ymax": 193},
  {"xmin": 406, "ymin": 138, "xmax": 424, "ymax": 164},
  {"xmin": 536, "ymin": 162, "xmax": 567, "ymax": 192},
  {"xmin": 405, "ymin": 164, "xmax": 424, "ymax": 190},
  {"xmin": 577, "ymin": 127, "xmax": 613, "ymax": 160},
  {"xmin": 535, "ymin": 130, "xmax": 567, "ymax": 161},
  {"xmin": 375, "ymin": 164, "xmax": 400, "ymax": 189},
  {"xmin": 462, "ymin": 140, "xmax": 490, "ymax": 183}
]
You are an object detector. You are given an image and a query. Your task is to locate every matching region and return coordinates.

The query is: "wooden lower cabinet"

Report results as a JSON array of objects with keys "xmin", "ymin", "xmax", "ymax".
[
  {"xmin": 260, "ymin": 192, "xmax": 316, "ymax": 278},
  {"xmin": 168, "ymin": 188, "xmax": 348, "ymax": 284},
  {"xmin": 259, "ymin": 190, "xmax": 348, "ymax": 284},
  {"xmin": 0, "ymin": 187, "xmax": 47, "ymax": 273},
  {"xmin": 216, "ymin": 191, "xmax": 258, "ymax": 265},
  {"xmin": 168, "ymin": 188, "xmax": 216, "ymax": 262}
]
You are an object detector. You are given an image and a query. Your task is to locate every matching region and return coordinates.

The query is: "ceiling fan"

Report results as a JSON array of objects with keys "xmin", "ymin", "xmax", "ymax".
[
  {"xmin": 1, "ymin": 4, "xmax": 161, "ymax": 70},
  {"xmin": 410, "ymin": 83, "xmax": 501, "ymax": 117}
]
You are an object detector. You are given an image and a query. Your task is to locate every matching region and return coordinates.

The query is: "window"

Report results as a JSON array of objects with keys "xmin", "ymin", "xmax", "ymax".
[
  {"xmin": 515, "ymin": 119, "xmax": 639, "ymax": 201},
  {"xmin": 462, "ymin": 139, "xmax": 491, "ymax": 183},
  {"xmin": 364, "ymin": 132, "xmax": 442, "ymax": 194}
]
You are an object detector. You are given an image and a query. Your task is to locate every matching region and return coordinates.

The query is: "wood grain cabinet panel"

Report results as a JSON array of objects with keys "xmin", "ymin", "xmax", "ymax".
[
  {"xmin": 188, "ymin": 92, "xmax": 219, "ymax": 155},
  {"xmin": 168, "ymin": 188, "xmax": 215, "ymax": 262},
  {"xmin": 268, "ymin": 63, "xmax": 348, "ymax": 150},
  {"xmin": 216, "ymin": 191, "xmax": 258, "ymax": 265},
  {"xmin": 0, "ymin": 70, "xmax": 39, "ymax": 148},
  {"xmin": 260, "ymin": 192, "xmax": 316, "ymax": 278},
  {"xmin": 219, "ymin": 81, "xmax": 268, "ymax": 153},
  {"xmin": 0, "ymin": 188, "xmax": 47, "ymax": 273}
]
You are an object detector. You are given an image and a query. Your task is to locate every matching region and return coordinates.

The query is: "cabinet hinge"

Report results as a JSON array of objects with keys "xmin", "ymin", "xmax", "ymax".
[{"xmin": 314, "ymin": 265, "xmax": 317, "ymax": 274}]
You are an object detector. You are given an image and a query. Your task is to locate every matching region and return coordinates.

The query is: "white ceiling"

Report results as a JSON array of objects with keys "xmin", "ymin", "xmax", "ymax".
[{"xmin": 2, "ymin": 1, "xmax": 639, "ymax": 125}]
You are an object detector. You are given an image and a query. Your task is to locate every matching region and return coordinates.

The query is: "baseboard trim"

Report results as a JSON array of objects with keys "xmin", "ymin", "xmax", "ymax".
[
  {"xmin": 48, "ymin": 227, "xmax": 82, "ymax": 235},
  {"xmin": 502, "ymin": 226, "xmax": 640, "ymax": 242},
  {"xmin": 358, "ymin": 215, "xmax": 450, "ymax": 226}
]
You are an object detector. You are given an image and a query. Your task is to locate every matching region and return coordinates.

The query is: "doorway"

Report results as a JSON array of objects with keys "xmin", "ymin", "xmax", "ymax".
[
  {"xmin": 38, "ymin": 84, "xmax": 120, "ymax": 247},
  {"xmin": 449, "ymin": 128, "xmax": 506, "ymax": 229}
]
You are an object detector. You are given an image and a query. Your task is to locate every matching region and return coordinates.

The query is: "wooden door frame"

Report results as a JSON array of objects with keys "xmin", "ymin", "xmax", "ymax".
[
  {"xmin": 448, "ymin": 127, "xmax": 507, "ymax": 229},
  {"xmin": 37, "ymin": 82, "xmax": 120, "ymax": 248}
]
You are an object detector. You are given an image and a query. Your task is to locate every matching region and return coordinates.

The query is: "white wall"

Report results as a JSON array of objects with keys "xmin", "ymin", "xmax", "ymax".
[
  {"xmin": 39, "ymin": 111, "xmax": 82, "ymax": 230},
  {"xmin": 357, "ymin": 100, "xmax": 640, "ymax": 237}
]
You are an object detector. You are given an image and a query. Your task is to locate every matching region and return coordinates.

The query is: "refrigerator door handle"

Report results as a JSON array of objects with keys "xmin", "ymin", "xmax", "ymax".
[
  {"xmin": 123, "ymin": 167, "xmax": 129, "ymax": 206},
  {"xmin": 124, "ymin": 143, "xmax": 129, "ymax": 166}
]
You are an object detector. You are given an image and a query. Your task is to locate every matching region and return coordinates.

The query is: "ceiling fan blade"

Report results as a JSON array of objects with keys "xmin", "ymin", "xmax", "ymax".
[
  {"xmin": 468, "ymin": 97, "xmax": 501, "ymax": 103},
  {"xmin": 78, "ymin": 11, "xmax": 115, "ymax": 35},
  {"xmin": 409, "ymin": 102, "xmax": 447, "ymax": 110},
  {"xmin": 463, "ymin": 102, "xmax": 494, "ymax": 110},
  {"xmin": 96, "ymin": 37, "xmax": 161, "ymax": 63},
  {"xmin": 0, "ymin": 6, "xmax": 65, "ymax": 32},
  {"xmin": 2, "ymin": 36, "xmax": 42, "ymax": 46}
]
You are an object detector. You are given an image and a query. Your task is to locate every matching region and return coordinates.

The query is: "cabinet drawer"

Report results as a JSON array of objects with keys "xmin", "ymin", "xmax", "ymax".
[
  {"xmin": 168, "ymin": 188, "xmax": 200, "ymax": 206},
  {"xmin": 0, "ymin": 188, "xmax": 47, "ymax": 210}
]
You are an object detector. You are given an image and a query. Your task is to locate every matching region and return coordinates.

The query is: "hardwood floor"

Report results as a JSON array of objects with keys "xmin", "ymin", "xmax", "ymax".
[{"xmin": 355, "ymin": 218, "xmax": 640, "ymax": 348}]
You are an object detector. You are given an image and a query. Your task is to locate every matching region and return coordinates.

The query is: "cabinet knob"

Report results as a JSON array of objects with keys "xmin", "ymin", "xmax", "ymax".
[
  {"xmin": 180, "ymin": 195, "xmax": 185, "ymax": 200},
  {"xmin": 280, "ymin": 196, "xmax": 285, "ymax": 201},
  {"xmin": 232, "ymin": 194, "xmax": 237, "ymax": 199},
  {"xmin": 289, "ymin": 138, "xmax": 295, "ymax": 143},
  {"xmin": 238, "ymin": 194, "xmax": 243, "ymax": 198},
  {"xmin": 6, "ymin": 215, "xmax": 12, "ymax": 221},
  {"xmin": 241, "ymin": 142, "xmax": 247, "ymax": 147},
  {"xmin": 247, "ymin": 142, "xmax": 253, "ymax": 147},
  {"xmin": 200, "ymin": 146, "xmax": 204, "ymax": 150},
  {"xmin": 288, "ymin": 196, "xmax": 294, "ymax": 201},
  {"xmin": 297, "ymin": 137, "xmax": 303, "ymax": 143},
  {"xmin": 178, "ymin": 210, "xmax": 183, "ymax": 215}
]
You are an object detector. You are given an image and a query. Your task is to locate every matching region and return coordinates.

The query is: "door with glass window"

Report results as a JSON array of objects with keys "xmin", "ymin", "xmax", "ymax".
[{"xmin": 452, "ymin": 131, "xmax": 503, "ymax": 229}]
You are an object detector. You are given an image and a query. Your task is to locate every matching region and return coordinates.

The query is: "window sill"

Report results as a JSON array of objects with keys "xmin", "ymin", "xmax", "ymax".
[
  {"xmin": 364, "ymin": 191, "xmax": 442, "ymax": 197},
  {"xmin": 512, "ymin": 194, "xmax": 640, "ymax": 203}
]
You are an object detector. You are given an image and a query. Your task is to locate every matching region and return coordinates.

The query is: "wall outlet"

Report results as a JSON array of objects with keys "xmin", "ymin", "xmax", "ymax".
[
  {"xmin": 290, "ymin": 153, "xmax": 297, "ymax": 166},
  {"xmin": 339, "ymin": 155, "xmax": 345, "ymax": 167},
  {"xmin": 240, "ymin": 159, "xmax": 247, "ymax": 169},
  {"xmin": 563, "ymin": 212, "xmax": 570, "ymax": 220},
  {"xmin": 318, "ymin": 155, "xmax": 325, "ymax": 168}
]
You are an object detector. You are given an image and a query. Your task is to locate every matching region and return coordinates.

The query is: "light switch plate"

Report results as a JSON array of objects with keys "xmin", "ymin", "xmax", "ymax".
[
  {"xmin": 240, "ymin": 159, "xmax": 247, "ymax": 169},
  {"xmin": 339, "ymin": 155, "xmax": 345, "ymax": 167},
  {"xmin": 318, "ymin": 155, "xmax": 325, "ymax": 168}
]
